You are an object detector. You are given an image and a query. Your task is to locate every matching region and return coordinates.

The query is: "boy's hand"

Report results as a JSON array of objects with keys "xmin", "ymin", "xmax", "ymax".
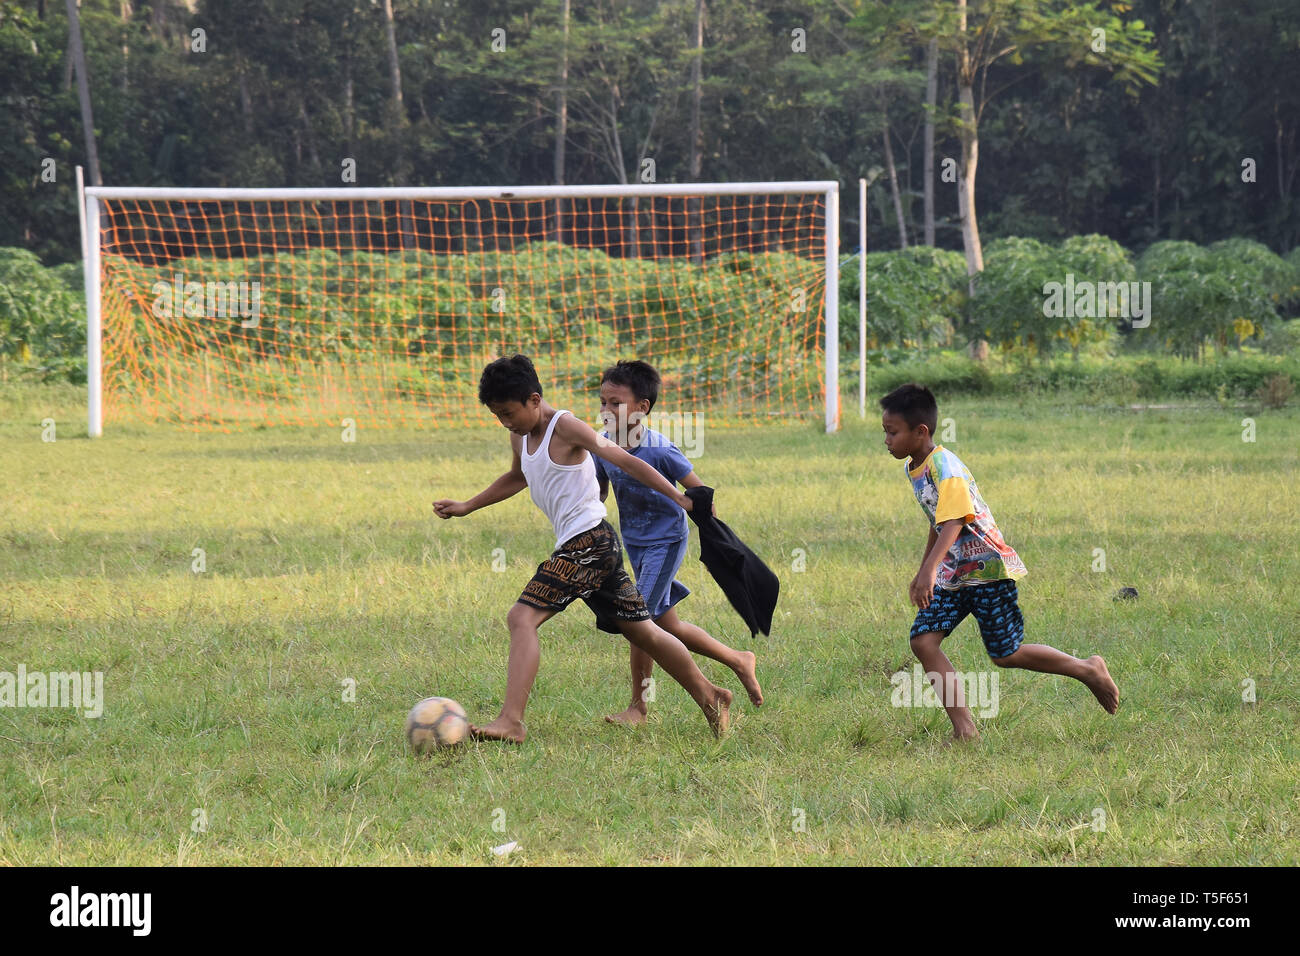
[
  {"xmin": 433, "ymin": 499, "xmax": 470, "ymax": 519},
  {"xmin": 910, "ymin": 569, "xmax": 937, "ymax": 609},
  {"xmin": 912, "ymin": 521, "xmax": 960, "ymax": 607}
]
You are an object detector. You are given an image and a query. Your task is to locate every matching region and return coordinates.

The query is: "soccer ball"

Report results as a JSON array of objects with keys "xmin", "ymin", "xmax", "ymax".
[{"xmin": 405, "ymin": 696, "xmax": 469, "ymax": 753}]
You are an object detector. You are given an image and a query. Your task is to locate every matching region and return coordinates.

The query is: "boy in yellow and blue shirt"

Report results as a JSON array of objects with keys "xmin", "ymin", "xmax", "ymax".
[{"xmin": 880, "ymin": 383, "xmax": 1119, "ymax": 742}]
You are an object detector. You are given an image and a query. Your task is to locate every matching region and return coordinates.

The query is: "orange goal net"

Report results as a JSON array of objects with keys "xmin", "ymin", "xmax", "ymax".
[{"xmin": 82, "ymin": 184, "xmax": 840, "ymax": 433}]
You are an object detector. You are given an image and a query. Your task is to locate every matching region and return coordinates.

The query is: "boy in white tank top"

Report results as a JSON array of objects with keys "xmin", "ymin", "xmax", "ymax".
[{"xmin": 433, "ymin": 354, "xmax": 733, "ymax": 742}]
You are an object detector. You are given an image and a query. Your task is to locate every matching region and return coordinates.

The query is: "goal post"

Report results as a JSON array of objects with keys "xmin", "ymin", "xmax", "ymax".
[{"xmin": 81, "ymin": 181, "xmax": 841, "ymax": 434}]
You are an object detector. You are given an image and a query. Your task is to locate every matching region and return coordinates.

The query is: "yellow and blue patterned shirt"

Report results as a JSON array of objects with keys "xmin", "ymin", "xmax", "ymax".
[{"xmin": 908, "ymin": 445, "xmax": 1027, "ymax": 589}]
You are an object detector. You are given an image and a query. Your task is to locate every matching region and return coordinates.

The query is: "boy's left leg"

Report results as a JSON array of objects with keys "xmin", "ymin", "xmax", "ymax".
[
  {"xmin": 605, "ymin": 644, "xmax": 654, "ymax": 725},
  {"xmin": 605, "ymin": 609, "xmax": 764, "ymax": 724},
  {"xmin": 910, "ymin": 630, "xmax": 979, "ymax": 741},
  {"xmin": 475, "ymin": 525, "xmax": 616, "ymax": 743},
  {"xmin": 909, "ymin": 585, "xmax": 980, "ymax": 741},
  {"xmin": 992, "ymin": 645, "xmax": 1119, "ymax": 714},
  {"xmin": 472, "ymin": 601, "xmax": 556, "ymax": 743},
  {"xmin": 617, "ymin": 618, "xmax": 733, "ymax": 737},
  {"xmin": 976, "ymin": 580, "xmax": 1119, "ymax": 714},
  {"xmin": 656, "ymin": 607, "xmax": 763, "ymax": 706},
  {"xmin": 605, "ymin": 538, "xmax": 681, "ymax": 725}
]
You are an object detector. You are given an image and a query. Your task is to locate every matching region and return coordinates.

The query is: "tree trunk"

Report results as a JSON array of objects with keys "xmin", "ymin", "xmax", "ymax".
[
  {"xmin": 626, "ymin": 197, "xmax": 640, "ymax": 260},
  {"xmin": 121, "ymin": 1, "xmax": 131, "ymax": 95},
  {"xmin": 553, "ymin": 0, "xmax": 569, "ymax": 244},
  {"xmin": 298, "ymin": 97, "xmax": 321, "ymax": 173},
  {"xmin": 344, "ymin": 70, "xmax": 354, "ymax": 147},
  {"xmin": 955, "ymin": 0, "xmax": 982, "ymax": 287},
  {"xmin": 687, "ymin": 0, "xmax": 705, "ymax": 264},
  {"xmin": 882, "ymin": 111, "xmax": 908, "ymax": 249},
  {"xmin": 66, "ymin": 0, "xmax": 101, "ymax": 186},
  {"xmin": 382, "ymin": 0, "xmax": 403, "ymax": 112},
  {"xmin": 237, "ymin": 57, "xmax": 253, "ymax": 136},
  {"xmin": 923, "ymin": 38, "xmax": 937, "ymax": 246}
]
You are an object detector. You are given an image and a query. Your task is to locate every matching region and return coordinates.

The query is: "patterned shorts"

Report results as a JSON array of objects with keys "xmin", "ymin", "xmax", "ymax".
[
  {"xmin": 518, "ymin": 520, "xmax": 652, "ymax": 628},
  {"xmin": 909, "ymin": 579, "xmax": 1025, "ymax": 659}
]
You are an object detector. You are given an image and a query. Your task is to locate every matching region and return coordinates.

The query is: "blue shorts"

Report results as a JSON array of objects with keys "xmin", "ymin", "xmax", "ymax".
[
  {"xmin": 625, "ymin": 537, "xmax": 690, "ymax": 620},
  {"xmin": 909, "ymin": 579, "xmax": 1025, "ymax": 659}
]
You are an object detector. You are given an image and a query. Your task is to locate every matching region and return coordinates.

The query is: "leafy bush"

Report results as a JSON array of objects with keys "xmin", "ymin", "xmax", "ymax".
[
  {"xmin": 1257, "ymin": 373, "xmax": 1294, "ymax": 409},
  {"xmin": 865, "ymin": 352, "xmax": 996, "ymax": 398},
  {"xmin": 968, "ymin": 235, "xmax": 1134, "ymax": 358},
  {"xmin": 840, "ymin": 247, "xmax": 966, "ymax": 351},
  {"xmin": 1135, "ymin": 240, "xmax": 1284, "ymax": 357},
  {"xmin": 863, "ymin": 352, "xmax": 1300, "ymax": 403},
  {"xmin": 0, "ymin": 247, "xmax": 86, "ymax": 382},
  {"xmin": 1262, "ymin": 318, "xmax": 1300, "ymax": 356}
]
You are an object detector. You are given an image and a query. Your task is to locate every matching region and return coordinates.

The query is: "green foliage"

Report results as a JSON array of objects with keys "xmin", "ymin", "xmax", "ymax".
[
  {"xmin": 1134, "ymin": 240, "xmax": 1284, "ymax": 357},
  {"xmin": 841, "ymin": 247, "xmax": 967, "ymax": 350},
  {"xmin": 10, "ymin": 228, "xmax": 1300, "ymax": 401},
  {"xmin": 82, "ymin": 242, "xmax": 826, "ymax": 415},
  {"xmin": 866, "ymin": 351, "xmax": 996, "ymax": 398},
  {"xmin": 1258, "ymin": 373, "xmax": 1294, "ymax": 409},
  {"xmin": 0, "ymin": 247, "xmax": 85, "ymax": 382},
  {"xmin": 2, "ymin": 0, "xmax": 1299, "ymax": 267},
  {"xmin": 969, "ymin": 235, "xmax": 1134, "ymax": 357},
  {"xmin": 867, "ymin": 350, "xmax": 1300, "ymax": 402},
  {"xmin": 1263, "ymin": 319, "xmax": 1300, "ymax": 357}
]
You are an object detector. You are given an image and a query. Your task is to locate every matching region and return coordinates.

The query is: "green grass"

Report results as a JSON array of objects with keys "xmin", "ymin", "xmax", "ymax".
[{"xmin": 1, "ymin": 384, "xmax": 1297, "ymax": 865}]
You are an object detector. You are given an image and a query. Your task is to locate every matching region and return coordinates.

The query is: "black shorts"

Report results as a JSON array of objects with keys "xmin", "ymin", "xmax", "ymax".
[{"xmin": 517, "ymin": 520, "xmax": 652, "ymax": 629}]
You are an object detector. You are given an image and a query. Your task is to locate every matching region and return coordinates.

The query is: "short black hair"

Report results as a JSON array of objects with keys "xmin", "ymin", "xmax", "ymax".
[
  {"xmin": 879, "ymin": 383, "xmax": 938, "ymax": 436},
  {"xmin": 601, "ymin": 359, "xmax": 661, "ymax": 411},
  {"xmin": 479, "ymin": 354, "xmax": 542, "ymax": 406}
]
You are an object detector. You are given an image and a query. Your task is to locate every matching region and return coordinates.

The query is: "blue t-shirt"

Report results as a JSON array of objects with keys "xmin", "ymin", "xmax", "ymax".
[{"xmin": 593, "ymin": 427, "xmax": 694, "ymax": 546}]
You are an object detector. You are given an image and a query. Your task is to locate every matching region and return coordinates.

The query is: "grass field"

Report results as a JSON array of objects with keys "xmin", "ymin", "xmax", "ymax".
[{"xmin": 1, "ymin": 382, "xmax": 1297, "ymax": 865}]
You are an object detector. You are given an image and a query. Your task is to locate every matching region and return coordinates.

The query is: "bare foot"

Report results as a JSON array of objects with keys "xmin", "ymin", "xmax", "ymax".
[
  {"xmin": 732, "ymin": 651, "xmax": 764, "ymax": 707},
  {"xmin": 469, "ymin": 717, "xmax": 526, "ymax": 743},
  {"xmin": 704, "ymin": 685, "xmax": 733, "ymax": 737},
  {"xmin": 945, "ymin": 726, "xmax": 980, "ymax": 746},
  {"xmin": 604, "ymin": 704, "xmax": 648, "ymax": 726},
  {"xmin": 1084, "ymin": 655, "xmax": 1119, "ymax": 714}
]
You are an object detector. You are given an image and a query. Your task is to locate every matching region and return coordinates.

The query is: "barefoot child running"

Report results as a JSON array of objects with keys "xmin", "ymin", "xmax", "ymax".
[
  {"xmin": 433, "ymin": 354, "xmax": 732, "ymax": 742},
  {"xmin": 594, "ymin": 360, "xmax": 763, "ymax": 725},
  {"xmin": 879, "ymin": 384, "xmax": 1119, "ymax": 742}
]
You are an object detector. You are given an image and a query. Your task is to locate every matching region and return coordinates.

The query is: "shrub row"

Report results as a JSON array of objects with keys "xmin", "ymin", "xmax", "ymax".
[{"xmin": 866, "ymin": 352, "xmax": 1300, "ymax": 402}]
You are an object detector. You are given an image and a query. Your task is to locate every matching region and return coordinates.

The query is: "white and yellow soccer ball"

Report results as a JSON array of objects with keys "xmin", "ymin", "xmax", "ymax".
[{"xmin": 405, "ymin": 697, "xmax": 469, "ymax": 753}]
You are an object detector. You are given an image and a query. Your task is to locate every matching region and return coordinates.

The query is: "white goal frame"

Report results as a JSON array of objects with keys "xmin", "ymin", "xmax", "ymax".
[{"xmin": 80, "ymin": 179, "xmax": 840, "ymax": 435}]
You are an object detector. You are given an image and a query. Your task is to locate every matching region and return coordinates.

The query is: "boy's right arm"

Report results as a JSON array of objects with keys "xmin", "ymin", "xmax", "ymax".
[
  {"xmin": 433, "ymin": 434, "xmax": 527, "ymax": 519},
  {"xmin": 920, "ymin": 525, "xmax": 938, "ymax": 564}
]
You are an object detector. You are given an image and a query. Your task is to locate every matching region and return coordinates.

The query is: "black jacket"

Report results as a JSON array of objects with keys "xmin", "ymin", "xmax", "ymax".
[{"xmin": 684, "ymin": 485, "xmax": 779, "ymax": 637}]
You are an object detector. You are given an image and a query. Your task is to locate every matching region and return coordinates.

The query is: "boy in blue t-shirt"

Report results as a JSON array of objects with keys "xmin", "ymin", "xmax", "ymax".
[
  {"xmin": 880, "ymin": 383, "xmax": 1119, "ymax": 742},
  {"xmin": 595, "ymin": 360, "xmax": 763, "ymax": 724}
]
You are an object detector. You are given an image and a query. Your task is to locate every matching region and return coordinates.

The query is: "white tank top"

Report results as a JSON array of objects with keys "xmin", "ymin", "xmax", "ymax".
[{"xmin": 520, "ymin": 409, "xmax": 607, "ymax": 547}]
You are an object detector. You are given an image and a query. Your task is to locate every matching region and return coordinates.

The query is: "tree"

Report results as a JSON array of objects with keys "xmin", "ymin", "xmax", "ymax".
[
  {"xmin": 66, "ymin": 0, "xmax": 101, "ymax": 186},
  {"xmin": 943, "ymin": 0, "xmax": 1160, "ymax": 282}
]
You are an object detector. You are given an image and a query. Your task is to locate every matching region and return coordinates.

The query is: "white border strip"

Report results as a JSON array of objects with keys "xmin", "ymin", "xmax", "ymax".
[{"xmin": 84, "ymin": 181, "xmax": 839, "ymax": 202}]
